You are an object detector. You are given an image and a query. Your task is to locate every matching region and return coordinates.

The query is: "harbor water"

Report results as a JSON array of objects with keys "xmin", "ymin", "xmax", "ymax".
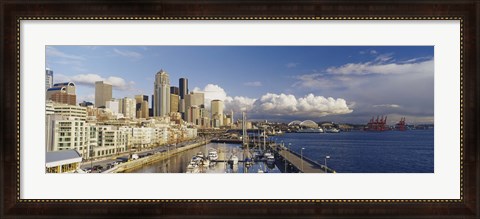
[
  {"xmin": 126, "ymin": 143, "xmax": 282, "ymax": 173},
  {"xmin": 275, "ymin": 129, "xmax": 434, "ymax": 173}
]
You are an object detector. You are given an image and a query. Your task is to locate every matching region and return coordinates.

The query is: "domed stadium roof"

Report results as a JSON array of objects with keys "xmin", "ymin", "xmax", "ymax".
[
  {"xmin": 288, "ymin": 120, "xmax": 318, "ymax": 128},
  {"xmin": 288, "ymin": 120, "xmax": 302, "ymax": 126},
  {"xmin": 299, "ymin": 120, "xmax": 318, "ymax": 128}
]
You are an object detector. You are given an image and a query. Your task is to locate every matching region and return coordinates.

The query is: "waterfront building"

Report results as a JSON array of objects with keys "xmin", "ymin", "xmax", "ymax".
[
  {"xmin": 154, "ymin": 70, "xmax": 171, "ymax": 117},
  {"xmin": 95, "ymin": 81, "xmax": 112, "ymax": 108},
  {"xmin": 51, "ymin": 117, "xmax": 89, "ymax": 159},
  {"xmin": 93, "ymin": 126, "xmax": 128, "ymax": 158},
  {"xmin": 122, "ymin": 127, "xmax": 154, "ymax": 149},
  {"xmin": 170, "ymin": 93, "xmax": 179, "ymax": 113},
  {"xmin": 45, "ymin": 68, "xmax": 53, "ymax": 90},
  {"xmin": 45, "ymin": 149, "xmax": 82, "ymax": 173},
  {"xmin": 52, "ymin": 102, "xmax": 87, "ymax": 120},
  {"xmin": 45, "ymin": 101, "xmax": 55, "ymax": 151},
  {"xmin": 211, "ymin": 99, "xmax": 224, "ymax": 128}
]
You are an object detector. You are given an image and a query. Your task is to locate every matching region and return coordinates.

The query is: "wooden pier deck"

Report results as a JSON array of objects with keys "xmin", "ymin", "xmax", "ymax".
[{"xmin": 277, "ymin": 150, "xmax": 326, "ymax": 173}]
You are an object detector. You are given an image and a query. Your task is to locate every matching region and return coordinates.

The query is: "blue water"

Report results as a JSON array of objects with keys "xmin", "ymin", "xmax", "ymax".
[{"xmin": 275, "ymin": 130, "xmax": 434, "ymax": 173}]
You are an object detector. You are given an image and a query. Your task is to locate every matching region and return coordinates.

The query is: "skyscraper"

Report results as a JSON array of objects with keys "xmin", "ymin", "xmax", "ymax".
[
  {"xmin": 211, "ymin": 100, "xmax": 224, "ymax": 127},
  {"xmin": 179, "ymin": 78, "xmax": 188, "ymax": 99},
  {"xmin": 45, "ymin": 68, "xmax": 53, "ymax": 90},
  {"xmin": 154, "ymin": 69, "xmax": 170, "ymax": 117},
  {"xmin": 95, "ymin": 81, "xmax": 112, "ymax": 108},
  {"xmin": 185, "ymin": 92, "xmax": 205, "ymax": 109}
]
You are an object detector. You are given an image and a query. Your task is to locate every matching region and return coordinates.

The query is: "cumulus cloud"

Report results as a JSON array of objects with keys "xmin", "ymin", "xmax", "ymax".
[
  {"xmin": 243, "ymin": 81, "xmax": 262, "ymax": 87},
  {"xmin": 113, "ymin": 48, "xmax": 142, "ymax": 59},
  {"xmin": 193, "ymin": 84, "xmax": 353, "ymax": 119},
  {"xmin": 252, "ymin": 93, "xmax": 352, "ymax": 117},
  {"xmin": 54, "ymin": 73, "xmax": 134, "ymax": 91},
  {"xmin": 193, "ymin": 84, "xmax": 256, "ymax": 113}
]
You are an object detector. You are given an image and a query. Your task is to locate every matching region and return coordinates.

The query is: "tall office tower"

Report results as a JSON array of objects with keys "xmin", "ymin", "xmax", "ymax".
[
  {"xmin": 46, "ymin": 82, "xmax": 77, "ymax": 105},
  {"xmin": 211, "ymin": 99, "xmax": 224, "ymax": 127},
  {"xmin": 45, "ymin": 68, "xmax": 53, "ymax": 90},
  {"xmin": 95, "ymin": 81, "xmax": 112, "ymax": 108},
  {"xmin": 170, "ymin": 93, "xmax": 179, "ymax": 113},
  {"xmin": 179, "ymin": 78, "xmax": 188, "ymax": 99},
  {"xmin": 154, "ymin": 69, "xmax": 170, "ymax": 117},
  {"xmin": 185, "ymin": 92, "xmax": 205, "ymax": 110},
  {"xmin": 179, "ymin": 78, "xmax": 188, "ymax": 118}
]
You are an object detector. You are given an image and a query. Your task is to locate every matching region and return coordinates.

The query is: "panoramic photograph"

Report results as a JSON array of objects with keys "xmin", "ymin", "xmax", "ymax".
[{"xmin": 45, "ymin": 46, "xmax": 434, "ymax": 174}]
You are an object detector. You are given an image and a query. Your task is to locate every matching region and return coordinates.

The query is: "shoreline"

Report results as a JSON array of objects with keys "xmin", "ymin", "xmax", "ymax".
[{"xmin": 106, "ymin": 140, "xmax": 210, "ymax": 173}]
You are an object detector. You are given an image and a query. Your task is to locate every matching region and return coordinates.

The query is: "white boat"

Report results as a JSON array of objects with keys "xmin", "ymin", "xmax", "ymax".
[
  {"xmin": 208, "ymin": 149, "xmax": 218, "ymax": 161},
  {"xmin": 325, "ymin": 128, "xmax": 340, "ymax": 133},
  {"xmin": 296, "ymin": 128, "xmax": 324, "ymax": 133},
  {"xmin": 196, "ymin": 152, "xmax": 204, "ymax": 158},
  {"xmin": 266, "ymin": 155, "xmax": 275, "ymax": 164},
  {"xmin": 263, "ymin": 152, "xmax": 272, "ymax": 158},
  {"xmin": 186, "ymin": 164, "xmax": 199, "ymax": 173}
]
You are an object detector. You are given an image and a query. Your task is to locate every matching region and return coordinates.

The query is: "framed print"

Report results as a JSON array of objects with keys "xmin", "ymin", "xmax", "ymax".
[{"xmin": 1, "ymin": 0, "xmax": 478, "ymax": 218}]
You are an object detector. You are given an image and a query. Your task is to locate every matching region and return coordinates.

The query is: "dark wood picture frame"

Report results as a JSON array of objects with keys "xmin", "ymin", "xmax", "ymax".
[{"xmin": 1, "ymin": 1, "xmax": 478, "ymax": 218}]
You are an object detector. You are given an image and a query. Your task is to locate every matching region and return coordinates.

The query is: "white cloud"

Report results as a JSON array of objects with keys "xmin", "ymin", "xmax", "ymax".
[
  {"xmin": 193, "ymin": 84, "xmax": 256, "ymax": 113},
  {"xmin": 194, "ymin": 84, "xmax": 352, "ymax": 118},
  {"xmin": 373, "ymin": 104, "xmax": 401, "ymax": 108},
  {"xmin": 46, "ymin": 47, "xmax": 85, "ymax": 60},
  {"xmin": 326, "ymin": 59, "xmax": 433, "ymax": 76},
  {"xmin": 243, "ymin": 81, "xmax": 262, "ymax": 87},
  {"xmin": 252, "ymin": 93, "xmax": 352, "ymax": 117},
  {"xmin": 113, "ymin": 48, "xmax": 142, "ymax": 59},
  {"xmin": 54, "ymin": 73, "xmax": 134, "ymax": 91}
]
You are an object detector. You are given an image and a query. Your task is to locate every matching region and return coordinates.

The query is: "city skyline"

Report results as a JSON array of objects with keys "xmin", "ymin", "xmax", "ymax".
[{"xmin": 46, "ymin": 46, "xmax": 434, "ymax": 124}]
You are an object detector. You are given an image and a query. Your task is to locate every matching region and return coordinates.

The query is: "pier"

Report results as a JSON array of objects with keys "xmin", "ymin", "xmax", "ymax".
[{"xmin": 271, "ymin": 145, "xmax": 335, "ymax": 173}]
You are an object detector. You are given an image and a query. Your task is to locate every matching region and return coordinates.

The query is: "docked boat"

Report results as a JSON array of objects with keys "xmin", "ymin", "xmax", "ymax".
[
  {"xmin": 325, "ymin": 128, "xmax": 340, "ymax": 133},
  {"xmin": 296, "ymin": 128, "xmax": 324, "ymax": 133},
  {"xmin": 208, "ymin": 149, "xmax": 218, "ymax": 161},
  {"xmin": 266, "ymin": 155, "xmax": 275, "ymax": 164},
  {"xmin": 196, "ymin": 152, "xmax": 204, "ymax": 158}
]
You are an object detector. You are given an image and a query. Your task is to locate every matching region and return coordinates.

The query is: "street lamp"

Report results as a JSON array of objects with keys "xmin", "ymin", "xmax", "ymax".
[
  {"xmin": 324, "ymin": 155, "xmax": 330, "ymax": 173},
  {"xmin": 301, "ymin": 147, "xmax": 305, "ymax": 172}
]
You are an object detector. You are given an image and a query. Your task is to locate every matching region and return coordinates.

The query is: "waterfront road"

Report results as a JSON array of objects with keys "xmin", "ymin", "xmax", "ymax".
[
  {"xmin": 278, "ymin": 150, "xmax": 325, "ymax": 173},
  {"xmin": 79, "ymin": 138, "xmax": 206, "ymax": 172}
]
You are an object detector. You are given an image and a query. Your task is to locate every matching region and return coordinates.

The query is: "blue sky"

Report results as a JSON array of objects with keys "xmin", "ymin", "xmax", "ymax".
[{"xmin": 46, "ymin": 46, "xmax": 434, "ymax": 124}]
